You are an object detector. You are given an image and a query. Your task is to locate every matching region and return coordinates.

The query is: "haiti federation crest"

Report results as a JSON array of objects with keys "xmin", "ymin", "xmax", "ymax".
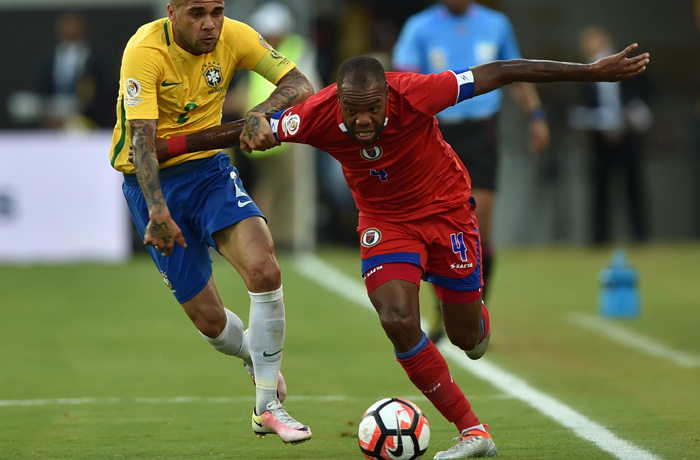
[
  {"xmin": 361, "ymin": 228, "xmax": 382, "ymax": 247},
  {"xmin": 360, "ymin": 145, "xmax": 383, "ymax": 161}
]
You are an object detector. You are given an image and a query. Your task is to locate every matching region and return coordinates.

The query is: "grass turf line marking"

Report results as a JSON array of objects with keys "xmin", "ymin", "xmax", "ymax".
[
  {"xmin": 1, "ymin": 394, "xmax": 514, "ymax": 408},
  {"xmin": 0, "ymin": 395, "xmax": 358, "ymax": 407},
  {"xmin": 295, "ymin": 253, "xmax": 663, "ymax": 460},
  {"xmin": 569, "ymin": 312, "xmax": 700, "ymax": 368}
]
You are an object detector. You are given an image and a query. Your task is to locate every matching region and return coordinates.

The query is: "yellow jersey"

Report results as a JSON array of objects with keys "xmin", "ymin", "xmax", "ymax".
[{"xmin": 110, "ymin": 17, "xmax": 295, "ymax": 173}]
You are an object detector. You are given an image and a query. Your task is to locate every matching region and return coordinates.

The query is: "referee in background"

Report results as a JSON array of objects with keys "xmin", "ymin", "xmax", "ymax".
[{"xmin": 393, "ymin": 0, "xmax": 550, "ymax": 341}]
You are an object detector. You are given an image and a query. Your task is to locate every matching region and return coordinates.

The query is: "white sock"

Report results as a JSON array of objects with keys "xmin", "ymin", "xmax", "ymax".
[
  {"xmin": 201, "ymin": 308, "xmax": 253, "ymax": 369},
  {"xmin": 248, "ymin": 286, "xmax": 285, "ymax": 414}
]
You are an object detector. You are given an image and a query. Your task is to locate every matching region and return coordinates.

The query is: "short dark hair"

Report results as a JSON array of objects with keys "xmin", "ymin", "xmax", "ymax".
[{"xmin": 336, "ymin": 56, "xmax": 386, "ymax": 90}]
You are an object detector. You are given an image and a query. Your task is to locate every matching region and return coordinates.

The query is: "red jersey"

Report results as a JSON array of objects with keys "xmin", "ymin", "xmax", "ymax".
[{"xmin": 270, "ymin": 70, "xmax": 476, "ymax": 220}]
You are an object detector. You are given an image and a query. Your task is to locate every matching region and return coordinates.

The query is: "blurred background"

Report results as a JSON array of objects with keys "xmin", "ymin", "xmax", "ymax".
[{"xmin": 1, "ymin": 0, "xmax": 698, "ymax": 263}]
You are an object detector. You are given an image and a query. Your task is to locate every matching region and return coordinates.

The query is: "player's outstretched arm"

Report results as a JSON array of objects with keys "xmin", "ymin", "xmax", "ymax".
[
  {"xmin": 136, "ymin": 119, "xmax": 245, "ymax": 163},
  {"xmin": 471, "ymin": 43, "xmax": 650, "ymax": 97}
]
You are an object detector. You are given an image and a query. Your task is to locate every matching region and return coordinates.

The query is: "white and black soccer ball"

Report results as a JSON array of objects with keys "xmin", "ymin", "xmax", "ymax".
[{"xmin": 358, "ymin": 397, "xmax": 430, "ymax": 460}]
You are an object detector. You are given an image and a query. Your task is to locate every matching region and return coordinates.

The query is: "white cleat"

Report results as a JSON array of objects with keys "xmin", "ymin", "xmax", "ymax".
[
  {"xmin": 433, "ymin": 425, "xmax": 497, "ymax": 459},
  {"xmin": 251, "ymin": 400, "xmax": 312, "ymax": 444}
]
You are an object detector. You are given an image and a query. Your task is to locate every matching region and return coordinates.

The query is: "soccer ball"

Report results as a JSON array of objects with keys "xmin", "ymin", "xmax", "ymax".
[{"xmin": 358, "ymin": 398, "xmax": 430, "ymax": 460}]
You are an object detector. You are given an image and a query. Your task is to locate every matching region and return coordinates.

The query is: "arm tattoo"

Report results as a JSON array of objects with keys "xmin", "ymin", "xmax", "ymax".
[
  {"xmin": 146, "ymin": 220, "xmax": 173, "ymax": 244},
  {"xmin": 130, "ymin": 119, "xmax": 165, "ymax": 213},
  {"xmin": 244, "ymin": 114, "xmax": 262, "ymax": 140},
  {"xmin": 249, "ymin": 67, "xmax": 313, "ymax": 117}
]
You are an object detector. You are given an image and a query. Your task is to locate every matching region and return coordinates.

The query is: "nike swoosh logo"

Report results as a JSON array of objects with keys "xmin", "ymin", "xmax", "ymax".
[
  {"xmin": 252, "ymin": 418, "xmax": 263, "ymax": 427},
  {"xmin": 263, "ymin": 349, "xmax": 283, "ymax": 357},
  {"xmin": 161, "ymin": 80, "xmax": 181, "ymax": 87},
  {"xmin": 388, "ymin": 414, "xmax": 404, "ymax": 457},
  {"xmin": 238, "ymin": 200, "xmax": 253, "ymax": 208}
]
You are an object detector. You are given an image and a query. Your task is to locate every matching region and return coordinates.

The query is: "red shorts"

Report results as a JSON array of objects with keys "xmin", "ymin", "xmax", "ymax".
[{"xmin": 358, "ymin": 199, "xmax": 483, "ymax": 303}]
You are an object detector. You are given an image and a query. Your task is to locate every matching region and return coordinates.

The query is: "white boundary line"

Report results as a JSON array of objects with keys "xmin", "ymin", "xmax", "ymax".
[
  {"xmin": 568, "ymin": 312, "xmax": 700, "ymax": 368},
  {"xmin": 0, "ymin": 394, "xmax": 517, "ymax": 408},
  {"xmin": 0, "ymin": 395, "xmax": 357, "ymax": 407},
  {"xmin": 294, "ymin": 253, "xmax": 663, "ymax": 460}
]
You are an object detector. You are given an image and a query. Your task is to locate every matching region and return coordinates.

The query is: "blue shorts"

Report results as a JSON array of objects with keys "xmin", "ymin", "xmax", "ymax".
[{"xmin": 122, "ymin": 153, "xmax": 265, "ymax": 303}]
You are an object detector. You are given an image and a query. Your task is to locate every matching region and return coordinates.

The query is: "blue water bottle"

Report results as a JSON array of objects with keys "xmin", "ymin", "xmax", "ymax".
[{"xmin": 599, "ymin": 248, "xmax": 640, "ymax": 318}]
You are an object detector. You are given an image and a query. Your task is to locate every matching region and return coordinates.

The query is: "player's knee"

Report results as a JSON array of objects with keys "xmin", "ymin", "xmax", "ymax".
[
  {"xmin": 447, "ymin": 328, "xmax": 480, "ymax": 351},
  {"xmin": 245, "ymin": 258, "xmax": 281, "ymax": 292},
  {"xmin": 376, "ymin": 303, "xmax": 420, "ymax": 339}
]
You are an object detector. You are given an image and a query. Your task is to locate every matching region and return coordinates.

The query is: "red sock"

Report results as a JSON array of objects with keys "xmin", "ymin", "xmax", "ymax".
[
  {"xmin": 396, "ymin": 338, "xmax": 480, "ymax": 432},
  {"xmin": 480, "ymin": 301, "xmax": 490, "ymax": 343}
]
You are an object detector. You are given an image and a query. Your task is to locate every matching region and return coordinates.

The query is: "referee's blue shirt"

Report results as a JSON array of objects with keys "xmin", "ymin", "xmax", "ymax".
[{"xmin": 392, "ymin": 2, "xmax": 521, "ymax": 122}]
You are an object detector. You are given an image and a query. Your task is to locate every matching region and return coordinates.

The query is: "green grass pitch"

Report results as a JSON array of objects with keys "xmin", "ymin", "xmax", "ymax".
[{"xmin": 0, "ymin": 242, "xmax": 698, "ymax": 459}]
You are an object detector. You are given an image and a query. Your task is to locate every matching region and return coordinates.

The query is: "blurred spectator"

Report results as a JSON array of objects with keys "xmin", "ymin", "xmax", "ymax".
[
  {"xmin": 392, "ymin": 0, "xmax": 550, "ymax": 341},
  {"xmin": 568, "ymin": 25, "xmax": 653, "ymax": 245},
  {"xmin": 224, "ymin": 2, "xmax": 320, "ymax": 250},
  {"xmin": 7, "ymin": 11, "xmax": 110, "ymax": 130}
]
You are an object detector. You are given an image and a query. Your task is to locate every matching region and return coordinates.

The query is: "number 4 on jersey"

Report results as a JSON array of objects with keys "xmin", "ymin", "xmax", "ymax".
[
  {"xmin": 370, "ymin": 169, "xmax": 388, "ymax": 181},
  {"xmin": 451, "ymin": 232, "xmax": 468, "ymax": 262}
]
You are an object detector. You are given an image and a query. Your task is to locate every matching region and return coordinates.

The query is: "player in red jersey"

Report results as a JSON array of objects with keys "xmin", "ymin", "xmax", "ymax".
[{"xmin": 148, "ymin": 45, "xmax": 649, "ymax": 458}]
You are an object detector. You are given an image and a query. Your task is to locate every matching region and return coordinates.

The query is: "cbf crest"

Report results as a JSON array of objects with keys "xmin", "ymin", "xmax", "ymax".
[{"xmin": 202, "ymin": 61, "xmax": 223, "ymax": 88}]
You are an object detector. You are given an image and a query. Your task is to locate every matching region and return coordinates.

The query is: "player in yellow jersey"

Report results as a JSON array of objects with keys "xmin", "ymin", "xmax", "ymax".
[{"xmin": 110, "ymin": 0, "xmax": 314, "ymax": 444}]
